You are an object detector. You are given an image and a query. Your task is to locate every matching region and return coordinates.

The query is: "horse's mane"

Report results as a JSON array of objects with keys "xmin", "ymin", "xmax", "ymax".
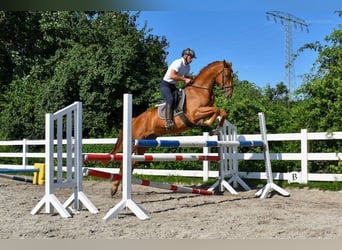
[{"xmin": 192, "ymin": 61, "xmax": 223, "ymax": 82}]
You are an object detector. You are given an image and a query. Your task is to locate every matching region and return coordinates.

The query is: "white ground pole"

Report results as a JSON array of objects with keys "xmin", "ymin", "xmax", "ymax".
[
  {"xmin": 103, "ymin": 94, "xmax": 149, "ymax": 221},
  {"xmin": 255, "ymin": 112, "xmax": 290, "ymax": 199},
  {"xmin": 31, "ymin": 102, "xmax": 98, "ymax": 218}
]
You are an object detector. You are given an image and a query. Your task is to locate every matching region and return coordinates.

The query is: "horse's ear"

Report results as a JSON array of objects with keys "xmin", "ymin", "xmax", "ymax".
[
  {"xmin": 225, "ymin": 60, "xmax": 232, "ymax": 67},
  {"xmin": 223, "ymin": 60, "xmax": 231, "ymax": 67}
]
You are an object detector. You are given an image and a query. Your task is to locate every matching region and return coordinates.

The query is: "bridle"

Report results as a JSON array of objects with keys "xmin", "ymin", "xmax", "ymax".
[
  {"xmin": 190, "ymin": 61, "xmax": 233, "ymax": 96},
  {"xmin": 220, "ymin": 62, "xmax": 233, "ymax": 95}
]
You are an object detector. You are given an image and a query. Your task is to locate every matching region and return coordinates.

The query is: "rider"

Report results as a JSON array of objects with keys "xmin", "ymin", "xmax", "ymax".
[{"xmin": 160, "ymin": 48, "xmax": 196, "ymax": 130}]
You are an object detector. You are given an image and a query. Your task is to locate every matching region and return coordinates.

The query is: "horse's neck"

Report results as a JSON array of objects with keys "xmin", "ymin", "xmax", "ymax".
[{"xmin": 194, "ymin": 64, "xmax": 221, "ymax": 88}]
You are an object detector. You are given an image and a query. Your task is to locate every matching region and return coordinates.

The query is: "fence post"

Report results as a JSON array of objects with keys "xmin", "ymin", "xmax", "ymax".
[
  {"xmin": 202, "ymin": 132, "xmax": 210, "ymax": 182},
  {"xmin": 301, "ymin": 129, "xmax": 308, "ymax": 184},
  {"xmin": 22, "ymin": 139, "xmax": 27, "ymax": 169}
]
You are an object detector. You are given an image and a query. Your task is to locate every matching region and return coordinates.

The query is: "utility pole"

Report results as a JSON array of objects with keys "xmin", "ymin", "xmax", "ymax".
[{"xmin": 266, "ymin": 11, "xmax": 309, "ymax": 95}]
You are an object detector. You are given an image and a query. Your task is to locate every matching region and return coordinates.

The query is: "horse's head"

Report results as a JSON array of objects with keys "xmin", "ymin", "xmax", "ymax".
[
  {"xmin": 191, "ymin": 60, "xmax": 234, "ymax": 99},
  {"xmin": 215, "ymin": 60, "xmax": 234, "ymax": 98}
]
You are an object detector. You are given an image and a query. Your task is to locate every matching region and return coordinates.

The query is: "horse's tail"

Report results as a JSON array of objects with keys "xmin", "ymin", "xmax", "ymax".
[{"xmin": 109, "ymin": 130, "xmax": 123, "ymax": 154}]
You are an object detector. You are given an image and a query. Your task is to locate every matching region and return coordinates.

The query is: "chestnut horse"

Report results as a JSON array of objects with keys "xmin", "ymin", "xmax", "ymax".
[{"xmin": 109, "ymin": 60, "xmax": 234, "ymax": 196}]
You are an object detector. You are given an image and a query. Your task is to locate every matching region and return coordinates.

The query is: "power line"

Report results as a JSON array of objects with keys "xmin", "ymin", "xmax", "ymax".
[{"xmin": 266, "ymin": 11, "xmax": 309, "ymax": 94}]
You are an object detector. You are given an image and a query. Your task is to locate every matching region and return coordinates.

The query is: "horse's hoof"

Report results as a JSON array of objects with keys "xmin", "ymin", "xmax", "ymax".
[
  {"xmin": 209, "ymin": 128, "xmax": 221, "ymax": 136},
  {"xmin": 110, "ymin": 186, "xmax": 118, "ymax": 197}
]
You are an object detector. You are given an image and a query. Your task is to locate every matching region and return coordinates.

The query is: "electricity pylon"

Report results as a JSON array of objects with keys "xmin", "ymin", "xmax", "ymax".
[{"xmin": 266, "ymin": 11, "xmax": 309, "ymax": 94}]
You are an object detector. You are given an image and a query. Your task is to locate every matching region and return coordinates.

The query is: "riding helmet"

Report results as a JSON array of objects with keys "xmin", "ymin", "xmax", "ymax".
[{"xmin": 182, "ymin": 48, "xmax": 196, "ymax": 58}]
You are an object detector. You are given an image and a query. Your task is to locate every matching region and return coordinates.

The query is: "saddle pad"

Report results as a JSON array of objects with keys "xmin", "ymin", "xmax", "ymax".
[{"xmin": 157, "ymin": 89, "xmax": 186, "ymax": 119}]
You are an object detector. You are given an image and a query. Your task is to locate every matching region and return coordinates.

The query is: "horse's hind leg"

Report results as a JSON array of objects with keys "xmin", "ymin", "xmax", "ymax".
[
  {"xmin": 110, "ymin": 161, "xmax": 138, "ymax": 196},
  {"xmin": 111, "ymin": 165, "xmax": 122, "ymax": 196},
  {"xmin": 110, "ymin": 146, "xmax": 146, "ymax": 197}
]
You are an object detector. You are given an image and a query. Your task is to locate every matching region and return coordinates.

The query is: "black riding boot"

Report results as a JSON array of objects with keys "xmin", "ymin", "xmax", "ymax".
[{"xmin": 165, "ymin": 104, "xmax": 174, "ymax": 130}]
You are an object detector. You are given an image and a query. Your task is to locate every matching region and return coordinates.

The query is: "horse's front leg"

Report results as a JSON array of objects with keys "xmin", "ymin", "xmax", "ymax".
[{"xmin": 193, "ymin": 106, "xmax": 227, "ymax": 134}]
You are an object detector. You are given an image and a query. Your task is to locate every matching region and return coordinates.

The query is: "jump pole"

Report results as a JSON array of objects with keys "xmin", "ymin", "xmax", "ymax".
[
  {"xmin": 84, "ymin": 168, "xmax": 214, "ymax": 195},
  {"xmin": 0, "ymin": 168, "xmax": 39, "ymax": 174},
  {"xmin": 130, "ymin": 131, "xmax": 263, "ymax": 196},
  {"xmin": 0, "ymin": 173, "xmax": 33, "ymax": 183},
  {"xmin": 84, "ymin": 153, "xmax": 220, "ymax": 162},
  {"xmin": 103, "ymin": 94, "xmax": 149, "ymax": 221},
  {"xmin": 0, "ymin": 168, "xmax": 39, "ymax": 184},
  {"xmin": 134, "ymin": 139, "xmax": 263, "ymax": 148},
  {"xmin": 255, "ymin": 112, "xmax": 290, "ymax": 199}
]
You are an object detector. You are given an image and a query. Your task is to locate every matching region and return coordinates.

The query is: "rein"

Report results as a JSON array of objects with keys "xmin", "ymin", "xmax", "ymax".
[
  {"xmin": 189, "ymin": 84, "xmax": 211, "ymax": 91},
  {"xmin": 189, "ymin": 66, "xmax": 232, "ymax": 93}
]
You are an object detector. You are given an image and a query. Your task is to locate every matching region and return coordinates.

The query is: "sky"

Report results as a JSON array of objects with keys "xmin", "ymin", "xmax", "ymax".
[{"xmin": 134, "ymin": 1, "xmax": 341, "ymax": 90}]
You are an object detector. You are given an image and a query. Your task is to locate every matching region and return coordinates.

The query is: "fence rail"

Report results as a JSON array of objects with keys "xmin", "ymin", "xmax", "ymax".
[{"xmin": 1, "ymin": 129, "xmax": 342, "ymax": 183}]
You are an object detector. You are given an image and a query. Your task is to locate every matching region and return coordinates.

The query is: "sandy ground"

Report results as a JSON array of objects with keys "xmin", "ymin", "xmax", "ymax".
[{"xmin": 0, "ymin": 177, "xmax": 341, "ymax": 239}]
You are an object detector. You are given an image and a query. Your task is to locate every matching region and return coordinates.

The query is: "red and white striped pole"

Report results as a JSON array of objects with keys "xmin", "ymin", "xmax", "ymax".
[
  {"xmin": 84, "ymin": 153, "xmax": 220, "ymax": 163},
  {"xmin": 134, "ymin": 178, "xmax": 214, "ymax": 195},
  {"xmin": 85, "ymin": 168, "xmax": 121, "ymax": 181},
  {"xmin": 84, "ymin": 168, "xmax": 214, "ymax": 195}
]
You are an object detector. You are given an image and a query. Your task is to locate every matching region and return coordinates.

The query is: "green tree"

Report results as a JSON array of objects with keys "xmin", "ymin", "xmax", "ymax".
[
  {"xmin": 295, "ymin": 11, "xmax": 342, "ymax": 132},
  {"xmin": 293, "ymin": 11, "xmax": 342, "ymax": 173},
  {"xmin": 0, "ymin": 11, "xmax": 48, "ymax": 139},
  {"xmin": 0, "ymin": 11, "xmax": 44, "ymax": 90},
  {"xmin": 224, "ymin": 79, "xmax": 267, "ymax": 134},
  {"xmin": 0, "ymin": 11, "xmax": 168, "ymax": 140}
]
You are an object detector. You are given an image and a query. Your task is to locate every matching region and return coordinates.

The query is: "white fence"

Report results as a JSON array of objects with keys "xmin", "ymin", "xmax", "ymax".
[{"xmin": 1, "ymin": 129, "xmax": 342, "ymax": 184}]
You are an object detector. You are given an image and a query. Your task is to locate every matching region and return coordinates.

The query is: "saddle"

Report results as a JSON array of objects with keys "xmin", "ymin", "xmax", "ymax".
[
  {"xmin": 157, "ymin": 89, "xmax": 195, "ymax": 128},
  {"xmin": 157, "ymin": 89, "xmax": 185, "ymax": 119}
]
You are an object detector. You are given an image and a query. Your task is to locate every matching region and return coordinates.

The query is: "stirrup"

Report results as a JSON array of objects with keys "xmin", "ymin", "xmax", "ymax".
[{"xmin": 165, "ymin": 119, "xmax": 174, "ymax": 130}]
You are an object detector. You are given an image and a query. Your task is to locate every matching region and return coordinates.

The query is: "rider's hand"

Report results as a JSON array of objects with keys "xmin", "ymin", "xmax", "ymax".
[{"xmin": 184, "ymin": 78, "xmax": 193, "ymax": 85}]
